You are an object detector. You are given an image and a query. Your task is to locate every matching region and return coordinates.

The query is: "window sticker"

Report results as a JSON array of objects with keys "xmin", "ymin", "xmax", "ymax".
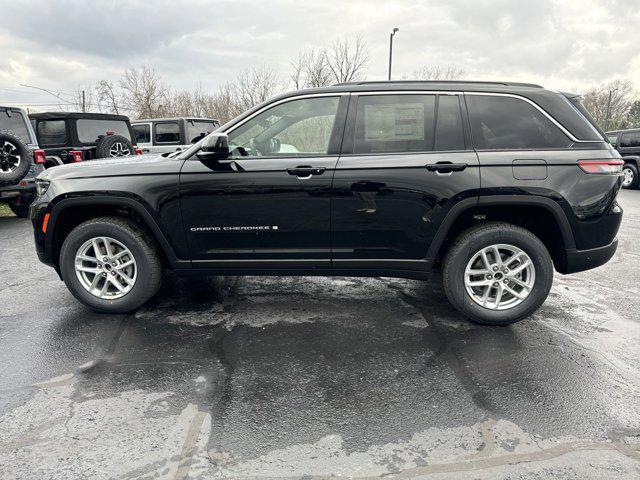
[{"xmin": 364, "ymin": 103, "xmax": 425, "ymax": 141}]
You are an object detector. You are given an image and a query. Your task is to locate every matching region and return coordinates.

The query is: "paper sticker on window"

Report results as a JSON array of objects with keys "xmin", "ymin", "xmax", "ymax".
[{"xmin": 364, "ymin": 103, "xmax": 424, "ymax": 141}]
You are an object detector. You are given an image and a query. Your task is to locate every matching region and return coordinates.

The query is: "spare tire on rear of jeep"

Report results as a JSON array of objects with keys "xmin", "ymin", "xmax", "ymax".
[
  {"xmin": 95, "ymin": 135, "xmax": 135, "ymax": 159},
  {"xmin": 0, "ymin": 129, "xmax": 31, "ymax": 187}
]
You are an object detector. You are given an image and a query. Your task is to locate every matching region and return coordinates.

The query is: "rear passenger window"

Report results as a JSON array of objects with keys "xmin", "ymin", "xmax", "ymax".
[
  {"xmin": 155, "ymin": 122, "xmax": 180, "ymax": 143},
  {"xmin": 353, "ymin": 94, "xmax": 465, "ymax": 154},
  {"xmin": 467, "ymin": 95, "xmax": 572, "ymax": 150},
  {"xmin": 619, "ymin": 132, "xmax": 640, "ymax": 148}
]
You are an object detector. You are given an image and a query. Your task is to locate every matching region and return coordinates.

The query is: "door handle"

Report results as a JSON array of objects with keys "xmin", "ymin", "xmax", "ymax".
[
  {"xmin": 287, "ymin": 166, "xmax": 326, "ymax": 179},
  {"xmin": 426, "ymin": 162, "xmax": 467, "ymax": 174}
]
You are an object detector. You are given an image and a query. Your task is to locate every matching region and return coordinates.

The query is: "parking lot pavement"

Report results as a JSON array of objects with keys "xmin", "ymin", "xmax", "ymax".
[{"xmin": 0, "ymin": 193, "xmax": 639, "ymax": 480}]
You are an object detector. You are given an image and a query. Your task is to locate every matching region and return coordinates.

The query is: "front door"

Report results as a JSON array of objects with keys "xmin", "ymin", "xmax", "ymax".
[
  {"xmin": 179, "ymin": 94, "xmax": 348, "ymax": 270},
  {"xmin": 331, "ymin": 92, "xmax": 480, "ymax": 272}
]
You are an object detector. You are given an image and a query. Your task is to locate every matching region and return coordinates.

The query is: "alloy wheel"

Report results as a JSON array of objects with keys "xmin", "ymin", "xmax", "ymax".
[
  {"xmin": 109, "ymin": 142, "xmax": 131, "ymax": 157},
  {"xmin": 464, "ymin": 244, "xmax": 535, "ymax": 311},
  {"xmin": 622, "ymin": 167, "xmax": 634, "ymax": 187},
  {"xmin": 0, "ymin": 140, "xmax": 21, "ymax": 173},
  {"xmin": 74, "ymin": 236, "xmax": 137, "ymax": 299}
]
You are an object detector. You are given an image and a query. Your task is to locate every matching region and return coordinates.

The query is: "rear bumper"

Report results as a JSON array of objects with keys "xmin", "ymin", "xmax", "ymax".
[{"xmin": 557, "ymin": 238, "xmax": 618, "ymax": 274}]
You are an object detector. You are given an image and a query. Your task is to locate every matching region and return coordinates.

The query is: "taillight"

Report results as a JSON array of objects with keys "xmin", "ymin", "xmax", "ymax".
[
  {"xmin": 34, "ymin": 149, "xmax": 46, "ymax": 164},
  {"xmin": 70, "ymin": 150, "xmax": 83, "ymax": 162},
  {"xmin": 106, "ymin": 131, "xmax": 115, "ymax": 136},
  {"xmin": 578, "ymin": 159, "xmax": 624, "ymax": 174},
  {"xmin": 135, "ymin": 148, "xmax": 143, "ymax": 155}
]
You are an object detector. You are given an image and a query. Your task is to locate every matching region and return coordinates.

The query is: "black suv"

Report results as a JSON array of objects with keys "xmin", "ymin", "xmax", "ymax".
[
  {"xmin": 30, "ymin": 81, "xmax": 623, "ymax": 325},
  {"xmin": 605, "ymin": 128, "xmax": 640, "ymax": 189},
  {"xmin": 30, "ymin": 112, "xmax": 140, "ymax": 167}
]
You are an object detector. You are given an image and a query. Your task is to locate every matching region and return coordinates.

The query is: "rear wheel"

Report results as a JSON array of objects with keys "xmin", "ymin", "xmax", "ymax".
[
  {"xmin": 60, "ymin": 216, "xmax": 163, "ymax": 313},
  {"xmin": 622, "ymin": 163, "xmax": 639, "ymax": 189},
  {"xmin": 443, "ymin": 222, "xmax": 553, "ymax": 325}
]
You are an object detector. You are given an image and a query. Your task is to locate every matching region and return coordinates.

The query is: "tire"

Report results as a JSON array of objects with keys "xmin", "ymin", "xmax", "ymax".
[
  {"xmin": 0, "ymin": 129, "xmax": 31, "ymax": 187},
  {"xmin": 442, "ymin": 222, "xmax": 554, "ymax": 326},
  {"xmin": 8, "ymin": 200, "xmax": 30, "ymax": 218},
  {"xmin": 95, "ymin": 135, "xmax": 135, "ymax": 159},
  {"xmin": 622, "ymin": 163, "xmax": 639, "ymax": 189},
  {"xmin": 59, "ymin": 216, "xmax": 163, "ymax": 313}
]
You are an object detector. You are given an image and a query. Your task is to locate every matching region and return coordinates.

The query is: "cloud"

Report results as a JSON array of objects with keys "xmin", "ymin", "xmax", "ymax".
[{"xmin": 0, "ymin": 0, "xmax": 638, "ymax": 109}]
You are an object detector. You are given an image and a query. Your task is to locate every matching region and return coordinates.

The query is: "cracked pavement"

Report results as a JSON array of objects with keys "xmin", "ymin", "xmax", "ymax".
[{"xmin": 0, "ymin": 191, "xmax": 639, "ymax": 479}]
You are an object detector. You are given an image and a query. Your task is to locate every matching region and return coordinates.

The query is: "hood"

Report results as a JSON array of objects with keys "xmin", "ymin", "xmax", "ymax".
[{"xmin": 37, "ymin": 154, "xmax": 183, "ymax": 181}]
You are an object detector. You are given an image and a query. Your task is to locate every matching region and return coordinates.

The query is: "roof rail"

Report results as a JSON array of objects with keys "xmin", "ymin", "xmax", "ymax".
[{"xmin": 332, "ymin": 80, "xmax": 543, "ymax": 88}]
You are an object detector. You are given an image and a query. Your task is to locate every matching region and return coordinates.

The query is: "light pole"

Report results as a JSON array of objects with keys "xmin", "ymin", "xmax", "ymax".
[
  {"xmin": 388, "ymin": 27, "xmax": 399, "ymax": 81},
  {"xmin": 605, "ymin": 88, "xmax": 618, "ymax": 131}
]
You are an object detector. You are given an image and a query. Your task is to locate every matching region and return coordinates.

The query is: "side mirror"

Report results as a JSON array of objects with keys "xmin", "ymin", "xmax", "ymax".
[{"xmin": 196, "ymin": 133, "xmax": 229, "ymax": 162}]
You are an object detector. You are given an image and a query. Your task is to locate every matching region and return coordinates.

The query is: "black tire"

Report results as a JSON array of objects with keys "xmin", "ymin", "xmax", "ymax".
[
  {"xmin": 8, "ymin": 200, "xmax": 30, "ymax": 218},
  {"xmin": 442, "ymin": 222, "xmax": 554, "ymax": 326},
  {"xmin": 95, "ymin": 135, "xmax": 135, "ymax": 159},
  {"xmin": 622, "ymin": 163, "xmax": 639, "ymax": 189},
  {"xmin": 0, "ymin": 129, "xmax": 31, "ymax": 187},
  {"xmin": 59, "ymin": 216, "xmax": 163, "ymax": 313}
]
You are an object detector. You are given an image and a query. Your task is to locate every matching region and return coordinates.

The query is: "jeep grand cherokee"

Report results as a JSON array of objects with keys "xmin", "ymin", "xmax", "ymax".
[{"xmin": 30, "ymin": 81, "xmax": 623, "ymax": 325}]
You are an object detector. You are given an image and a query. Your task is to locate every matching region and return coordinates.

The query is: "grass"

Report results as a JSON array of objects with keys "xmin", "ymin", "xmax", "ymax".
[{"xmin": 0, "ymin": 202, "xmax": 14, "ymax": 217}]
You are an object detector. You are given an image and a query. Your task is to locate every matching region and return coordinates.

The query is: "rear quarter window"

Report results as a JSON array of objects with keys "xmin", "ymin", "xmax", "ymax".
[
  {"xmin": 37, "ymin": 120, "xmax": 67, "ymax": 145},
  {"xmin": 467, "ymin": 95, "xmax": 572, "ymax": 150},
  {"xmin": 155, "ymin": 122, "xmax": 180, "ymax": 144},
  {"xmin": 77, "ymin": 119, "xmax": 131, "ymax": 143}
]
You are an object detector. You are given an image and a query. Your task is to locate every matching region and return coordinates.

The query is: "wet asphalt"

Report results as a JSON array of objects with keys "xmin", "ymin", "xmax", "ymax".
[{"xmin": 0, "ymin": 192, "xmax": 639, "ymax": 479}]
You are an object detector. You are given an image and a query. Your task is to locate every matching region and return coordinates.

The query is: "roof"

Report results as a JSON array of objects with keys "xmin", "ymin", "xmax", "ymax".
[
  {"xmin": 132, "ymin": 117, "xmax": 219, "ymax": 123},
  {"xmin": 29, "ymin": 112, "xmax": 131, "ymax": 121},
  {"xmin": 332, "ymin": 80, "xmax": 543, "ymax": 88}
]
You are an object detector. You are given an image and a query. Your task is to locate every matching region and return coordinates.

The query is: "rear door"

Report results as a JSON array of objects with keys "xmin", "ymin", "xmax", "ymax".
[
  {"xmin": 152, "ymin": 121, "xmax": 183, "ymax": 154},
  {"xmin": 331, "ymin": 92, "xmax": 480, "ymax": 272},
  {"xmin": 132, "ymin": 123, "xmax": 152, "ymax": 153}
]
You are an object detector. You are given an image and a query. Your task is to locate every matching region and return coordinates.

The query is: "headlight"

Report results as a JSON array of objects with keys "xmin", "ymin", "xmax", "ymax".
[{"xmin": 36, "ymin": 179, "xmax": 50, "ymax": 196}]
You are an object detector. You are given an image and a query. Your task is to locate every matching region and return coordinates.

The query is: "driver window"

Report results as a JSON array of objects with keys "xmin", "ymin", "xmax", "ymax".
[{"xmin": 227, "ymin": 96, "xmax": 340, "ymax": 157}]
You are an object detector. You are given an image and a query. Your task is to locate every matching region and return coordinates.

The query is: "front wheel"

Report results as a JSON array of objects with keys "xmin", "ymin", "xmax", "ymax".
[
  {"xmin": 622, "ymin": 163, "xmax": 639, "ymax": 189},
  {"xmin": 60, "ymin": 216, "xmax": 163, "ymax": 313},
  {"xmin": 442, "ymin": 222, "xmax": 553, "ymax": 325}
]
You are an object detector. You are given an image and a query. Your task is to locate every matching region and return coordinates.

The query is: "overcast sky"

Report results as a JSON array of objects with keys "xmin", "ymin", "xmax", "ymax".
[{"xmin": 1, "ymin": 0, "xmax": 638, "ymax": 110}]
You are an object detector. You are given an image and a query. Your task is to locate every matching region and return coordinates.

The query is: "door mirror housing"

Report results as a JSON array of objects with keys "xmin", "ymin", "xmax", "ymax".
[{"xmin": 196, "ymin": 133, "xmax": 229, "ymax": 162}]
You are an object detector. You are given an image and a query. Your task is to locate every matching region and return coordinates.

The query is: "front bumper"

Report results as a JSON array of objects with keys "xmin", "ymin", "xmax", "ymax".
[{"xmin": 557, "ymin": 238, "xmax": 618, "ymax": 274}]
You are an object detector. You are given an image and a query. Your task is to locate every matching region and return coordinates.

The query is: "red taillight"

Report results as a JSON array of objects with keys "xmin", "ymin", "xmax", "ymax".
[
  {"xmin": 34, "ymin": 149, "xmax": 46, "ymax": 164},
  {"xmin": 135, "ymin": 148, "xmax": 143, "ymax": 155},
  {"xmin": 42, "ymin": 213, "xmax": 51, "ymax": 233},
  {"xmin": 70, "ymin": 150, "xmax": 83, "ymax": 162},
  {"xmin": 578, "ymin": 159, "xmax": 624, "ymax": 174},
  {"xmin": 19, "ymin": 181, "xmax": 27, "ymax": 187},
  {"xmin": 106, "ymin": 131, "xmax": 115, "ymax": 136}
]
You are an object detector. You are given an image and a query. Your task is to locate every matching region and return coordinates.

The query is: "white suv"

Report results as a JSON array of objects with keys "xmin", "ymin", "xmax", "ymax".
[{"xmin": 131, "ymin": 117, "xmax": 220, "ymax": 155}]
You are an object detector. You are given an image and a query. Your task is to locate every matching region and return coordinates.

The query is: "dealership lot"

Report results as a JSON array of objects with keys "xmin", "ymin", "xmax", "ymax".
[{"xmin": 0, "ymin": 191, "xmax": 638, "ymax": 479}]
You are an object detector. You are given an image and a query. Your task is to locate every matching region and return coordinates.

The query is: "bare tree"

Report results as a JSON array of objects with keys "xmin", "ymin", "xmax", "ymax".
[
  {"xmin": 403, "ymin": 65, "xmax": 466, "ymax": 81},
  {"xmin": 290, "ymin": 48, "xmax": 332, "ymax": 89},
  {"xmin": 582, "ymin": 79, "xmax": 635, "ymax": 131},
  {"xmin": 119, "ymin": 66, "xmax": 170, "ymax": 118},
  {"xmin": 324, "ymin": 36, "xmax": 370, "ymax": 83},
  {"xmin": 234, "ymin": 67, "xmax": 283, "ymax": 110},
  {"xmin": 95, "ymin": 80, "xmax": 120, "ymax": 114}
]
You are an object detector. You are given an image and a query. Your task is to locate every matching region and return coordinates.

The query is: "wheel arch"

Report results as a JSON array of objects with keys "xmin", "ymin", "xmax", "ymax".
[
  {"xmin": 622, "ymin": 155, "xmax": 640, "ymax": 166},
  {"xmin": 46, "ymin": 196, "xmax": 182, "ymax": 271},
  {"xmin": 427, "ymin": 195, "xmax": 576, "ymax": 271}
]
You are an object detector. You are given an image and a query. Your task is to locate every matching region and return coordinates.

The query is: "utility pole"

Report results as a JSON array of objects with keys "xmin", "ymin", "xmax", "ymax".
[
  {"xmin": 82, "ymin": 90, "xmax": 86, "ymax": 113},
  {"xmin": 388, "ymin": 27, "xmax": 399, "ymax": 81},
  {"xmin": 605, "ymin": 88, "xmax": 617, "ymax": 131}
]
